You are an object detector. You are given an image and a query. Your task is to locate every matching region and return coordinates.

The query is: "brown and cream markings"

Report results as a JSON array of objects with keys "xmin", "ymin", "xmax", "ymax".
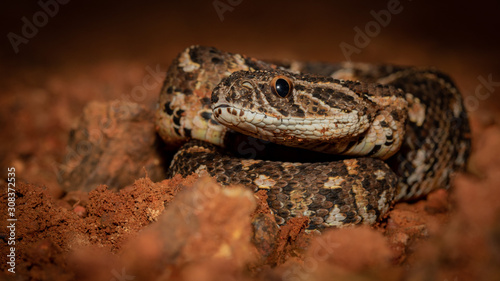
[{"xmin": 156, "ymin": 46, "xmax": 470, "ymax": 229}]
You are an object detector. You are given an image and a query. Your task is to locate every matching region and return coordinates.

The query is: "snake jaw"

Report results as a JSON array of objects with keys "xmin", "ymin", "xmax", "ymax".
[
  {"xmin": 211, "ymin": 69, "xmax": 404, "ymax": 156},
  {"xmin": 212, "ymin": 102, "xmax": 379, "ymax": 156}
]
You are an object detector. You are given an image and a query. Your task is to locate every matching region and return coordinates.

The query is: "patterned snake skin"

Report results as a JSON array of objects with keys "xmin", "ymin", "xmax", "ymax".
[{"xmin": 156, "ymin": 46, "xmax": 471, "ymax": 229}]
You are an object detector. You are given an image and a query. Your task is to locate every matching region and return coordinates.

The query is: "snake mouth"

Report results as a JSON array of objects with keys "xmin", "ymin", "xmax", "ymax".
[
  {"xmin": 213, "ymin": 104, "xmax": 230, "ymax": 109},
  {"xmin": 212, "ymin": 104, "xmax": 365, "ymax": 140}
]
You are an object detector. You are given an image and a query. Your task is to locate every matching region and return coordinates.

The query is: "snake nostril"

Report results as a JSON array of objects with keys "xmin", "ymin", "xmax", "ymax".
[{"xmin": 241, "ymin": 81, "xmax": 253, "ymax": 90}]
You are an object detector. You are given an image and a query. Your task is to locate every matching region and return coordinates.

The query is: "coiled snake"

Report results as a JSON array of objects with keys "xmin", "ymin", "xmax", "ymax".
[{"xmin": 156, "ymin": 46, "xmax": 470, "ymax": 229}]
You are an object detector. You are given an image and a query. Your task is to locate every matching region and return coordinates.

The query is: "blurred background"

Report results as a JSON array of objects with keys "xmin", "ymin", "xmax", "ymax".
[{"xmin": 1, "ymin": 0, "xmax": 499, "ymax": 188}]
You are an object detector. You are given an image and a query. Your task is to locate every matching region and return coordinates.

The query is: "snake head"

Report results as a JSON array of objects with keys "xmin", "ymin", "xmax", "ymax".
[{"xmin": 211, "ymin": 70, "xmax": 385, "ymax": 154}]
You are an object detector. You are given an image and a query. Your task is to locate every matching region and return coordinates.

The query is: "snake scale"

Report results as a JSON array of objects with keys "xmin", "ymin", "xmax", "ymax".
[{"xmin": 156, "ymin": 46, "xmax": 471, "ymax": 229}]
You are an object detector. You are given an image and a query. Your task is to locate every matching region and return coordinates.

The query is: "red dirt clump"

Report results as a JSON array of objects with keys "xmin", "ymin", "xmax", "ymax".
[
  {"xmin": 0, "ymin": 175, "xmax": 195, "ymax": 280},
  {"xmin": 59, "ymin": 101, "xmax": 167, "ymax": 192}
]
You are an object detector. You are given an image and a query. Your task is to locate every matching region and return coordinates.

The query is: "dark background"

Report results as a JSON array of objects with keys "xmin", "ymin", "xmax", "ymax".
[{"xmin": 2, "ymin": 1, "xmax": 499, "ymax": 71}]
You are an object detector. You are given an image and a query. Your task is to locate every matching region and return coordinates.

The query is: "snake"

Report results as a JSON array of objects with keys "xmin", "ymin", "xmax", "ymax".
[{"xmin": 155, "ymin": 46, "xmax": 471, "ymax": 229}]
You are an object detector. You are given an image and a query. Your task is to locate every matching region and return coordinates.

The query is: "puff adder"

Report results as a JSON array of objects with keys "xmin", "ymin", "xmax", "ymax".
[{"xmin": 156, "ymin": 46, "xmax": 471, "ymax": 229}]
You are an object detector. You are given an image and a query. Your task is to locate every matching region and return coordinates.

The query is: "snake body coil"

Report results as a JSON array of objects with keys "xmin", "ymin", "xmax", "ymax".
[{"xmin": 156, "ymin": 46, "xmax": 470, "ymax": 229}]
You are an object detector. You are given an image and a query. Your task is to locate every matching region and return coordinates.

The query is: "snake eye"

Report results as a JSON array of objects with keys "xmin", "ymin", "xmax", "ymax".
[{"xmin": 271, "ymin": 76, "xmax": 293, "ymax": 98}]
